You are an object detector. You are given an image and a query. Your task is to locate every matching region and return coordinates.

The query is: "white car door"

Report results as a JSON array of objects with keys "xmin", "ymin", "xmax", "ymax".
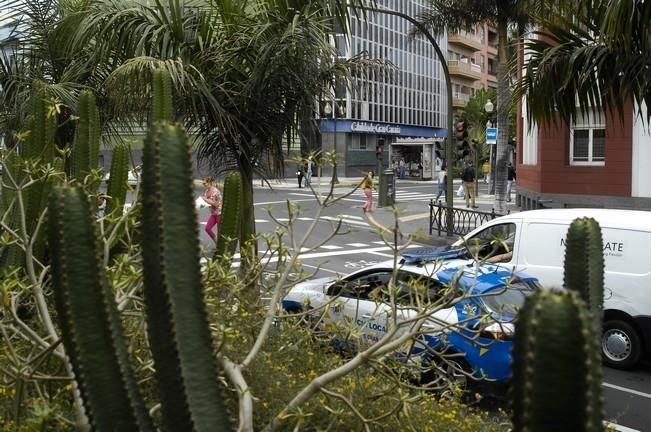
[{"xmin": 325, "ymin": 269, "xmax": 394, "ymax": 348}]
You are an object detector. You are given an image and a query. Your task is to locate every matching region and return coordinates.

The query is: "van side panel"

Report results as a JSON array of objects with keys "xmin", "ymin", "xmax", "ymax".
[
  {"xmin": 516, "ymin": 222, "xmax": 567, "ymax": 289},
  {"xmin": 518, "ymin": 222, "xmax": 651, "ymax": 334}
]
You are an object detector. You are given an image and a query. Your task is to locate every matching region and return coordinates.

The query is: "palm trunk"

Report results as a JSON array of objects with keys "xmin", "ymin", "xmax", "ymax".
[
  {"xmin": 238, "ymin": 157, "xmax": 257, "ymax": 272},
  {"xmin": 493, "ymin": 18, "xmax": 511, "ymax": 215}
]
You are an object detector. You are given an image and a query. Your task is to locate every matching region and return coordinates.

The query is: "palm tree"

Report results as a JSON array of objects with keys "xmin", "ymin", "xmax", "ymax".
[
  {"xmin": 0, "ymin": 0, "xmax": 89, "ymax": 150},
  {"xmin": 55, "ymin": 0, "xmax": 373, "ymax": 258},
  {"xmin": 415, "ymin": 0, "xmax": 548, "ymax": 214},
  {"xmin": 515, "ymin": 0, "xmax": 651, "ymax": 126}
]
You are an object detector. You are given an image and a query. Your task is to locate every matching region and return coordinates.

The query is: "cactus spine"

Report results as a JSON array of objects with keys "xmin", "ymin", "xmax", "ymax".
[
  {"xmin": 48, "ymin": 187, "xmax": 155, "ymax": 432},
  {"xmin": 512, "ymin": 217, "xmax": 605, "ymax": 432},
  {"xmin": 152, "ymin": 68, "xmax": 173, "ymax": 123},
  {"xmin": 141, "ymin": 123, "xmax": 232, "ymax": 431},
  {"xmin": 563, "ymin": 217, "xmax": 604, "ymax": 327},
  {"xmin": 105, "ymin": 142, "xmax": 130, "ymax": 215},
  {"xmin": 215, "ymin": 171, "xmax": 242, "ymax": 259},
  {"xmin": 71, "ymin": 90, "xmax": 101, "ymax": 188}
]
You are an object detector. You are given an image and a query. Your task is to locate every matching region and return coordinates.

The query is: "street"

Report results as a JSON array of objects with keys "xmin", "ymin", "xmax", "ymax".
[{"xmin": 194, "ymin": 177, "xmax": 651, "ymax": 432}]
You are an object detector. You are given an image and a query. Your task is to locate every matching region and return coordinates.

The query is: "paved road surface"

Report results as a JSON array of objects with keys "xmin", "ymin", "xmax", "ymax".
[{"xmin": 192, "ymin": 177, "xmax": 651, "ymax": 432}]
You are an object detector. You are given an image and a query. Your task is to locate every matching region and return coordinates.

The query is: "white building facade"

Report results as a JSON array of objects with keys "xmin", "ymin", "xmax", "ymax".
[{"xmin": 320, "ymin": 0, "xmax": 448, "ymax": 179}]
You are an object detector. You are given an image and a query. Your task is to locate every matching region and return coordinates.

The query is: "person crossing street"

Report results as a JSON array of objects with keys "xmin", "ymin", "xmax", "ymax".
[{"xmin": 461, "ymin": 161, "xmax": 477, "ymax": 208}]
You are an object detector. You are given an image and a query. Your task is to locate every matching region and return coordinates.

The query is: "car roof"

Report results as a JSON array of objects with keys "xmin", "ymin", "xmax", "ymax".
[
  {"xmin": 368, "ymin": 258, "xmax": 536, "ymax": 295},
  {"xmin": 491, "ymin": 208, "xmax": 651, "ymax": 232}
]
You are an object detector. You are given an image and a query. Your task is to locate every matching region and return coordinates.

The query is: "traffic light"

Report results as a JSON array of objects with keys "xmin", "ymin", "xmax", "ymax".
[{"xmin": 456, "ymin": 121, "xmax": 470, "ymax": 160}]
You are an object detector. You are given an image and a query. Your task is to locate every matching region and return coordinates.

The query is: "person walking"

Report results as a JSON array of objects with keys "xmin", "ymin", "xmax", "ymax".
[
  {"xmin": 296, "ymin": 167, "xmax": 304, "ymax": 188},
  {"xmin": 305, "ymin": 159, "xmax": 313, "ymax": 186},
  {"xmin": 360, "ymin": 171, "xmax": 374, "ymax": 213},
  {"xmin": 461, "ymin": 161, "xmax": 477, "ymax": 208},
  {"xmin": 399, "ymin": 158, "xmax": 406, "ymax": 179},
  {"xmin": 435, "ymin": 164, "xmax": 447, "ymax": 202},
  {"xmin": 507, "ymin": 162, "xmax": 516, "ymax": 202},
  {"xmin": 202, "ymin": 176, "xmax": 222, "ymax": 241}
]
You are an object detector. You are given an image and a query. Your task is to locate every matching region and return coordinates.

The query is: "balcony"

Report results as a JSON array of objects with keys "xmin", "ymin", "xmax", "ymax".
[
  {"xmin": 452, "ymin": 91, "xmax": 470, "ymax": 108},
  {"xmin": 448, "ymin": 31, "xmax": 482, "ymax": 52},
  {"xmin": 448, "ymin": 60, "xmax": 482, "ymax": 82}
]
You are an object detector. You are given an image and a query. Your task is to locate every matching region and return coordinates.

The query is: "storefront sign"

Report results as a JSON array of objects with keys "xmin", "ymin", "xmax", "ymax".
[{"xmin": 351, "ymin": 121, "xmax": 401, "ymax": 135}]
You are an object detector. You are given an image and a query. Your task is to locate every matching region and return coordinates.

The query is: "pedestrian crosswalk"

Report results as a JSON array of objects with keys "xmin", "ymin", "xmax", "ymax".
[
  {"xmin": 204, "ymin": 240, "xmax": 424, "ymax": 268},
  {"xmin": 287, "ymin": 189, "xmax": 498, "ymax": 206}
]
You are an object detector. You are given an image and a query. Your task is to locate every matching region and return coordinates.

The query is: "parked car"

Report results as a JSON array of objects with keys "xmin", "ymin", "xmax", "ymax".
[
  {"xmin": 443, "ymin": 208, "xmax": 651, "ymax": 370},
  {"xmin": 282, "ymin": 255, "xmax": 541, "ymax": 387}
]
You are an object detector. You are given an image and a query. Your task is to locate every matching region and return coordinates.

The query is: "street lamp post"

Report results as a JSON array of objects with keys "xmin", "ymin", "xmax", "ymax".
[
  {"xmin": 323, "ymin": 101, "xmax": 339, "ymax": 184},
  {"xmin": 357, "ymin": 6, "xmax": 454, "ymax": 235},
  {"xmin": 485, "ymin": 99, "xmax": 495, "ymax": 194}
]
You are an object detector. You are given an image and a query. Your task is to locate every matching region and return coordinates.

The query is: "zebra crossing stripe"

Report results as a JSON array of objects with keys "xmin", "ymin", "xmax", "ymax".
[
  {"xmin": 347, "ymin": 243, "xmax": 369, "ymax": 247},
  {"xmin": 322, "ymin": 216, "xmax": 369, "ymax": 227},
  {"xmin": 340, "ymin": 214, "xmax": 364, "ymax": 220}
]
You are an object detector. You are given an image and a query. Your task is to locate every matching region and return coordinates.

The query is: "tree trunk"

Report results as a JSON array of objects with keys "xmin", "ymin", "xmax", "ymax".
[
  {"xmin": 493, "ymin": 18, "xmax": 511, "ymax": 215},
  {"xmin": 238, "ymin": 156, "xmax": 257, "ymax": 272}
]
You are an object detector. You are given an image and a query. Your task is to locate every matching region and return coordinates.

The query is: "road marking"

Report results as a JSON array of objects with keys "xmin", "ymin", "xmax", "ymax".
[
  {"xmin": 320, "ymin": 245, "xmax": 343, "ymax": 250},
  {"xmin": 261, "ymin": 244, "xmax": 421, "ymax": 263},
  {"xmin": 297, "ymin": 217, "xmax": 313, "ymax": 221},
  {"xmin": 603, "ymin": 382, "xmax": 651, "ymax": 399},
  {"xmin": 368, "ymin": 251, "xmax": 394, "ymax": 258},
  {"xmin": 299, "ymin": 263, "xmax": 340, "ymax": 274},
  {"xmin": 398, "ymin": 212, "xmax": 430, "ymax": 222},
  {"xmin": 604, "ymin": 421, "xmax": 640, "ymax": 432},
  {"xmin": 347, "ymin": 243, "xmax": 369, "ymax": 247},
  {"xmin": 340, "ymin": 214, "xmax": 364, "ymax": 220},
  {"xmin": 322, "ymin": 216, "xmax": 369, "ymax": 227},
  {"xmin": 255, "ymin": 219, "xmax": 269, "ymax": 223},
  {"xmin": 288, "ymin": 193, "xmax": 315, "ymax": 197},
  {"xmin": 255, "ymin": 198, "xmax": 315, "ymax": 206}
]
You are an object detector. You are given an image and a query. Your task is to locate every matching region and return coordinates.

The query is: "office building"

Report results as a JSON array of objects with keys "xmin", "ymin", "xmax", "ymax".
[{"xmin": 320, "ymin": 0, "xmax": 447, "ymax": 180}]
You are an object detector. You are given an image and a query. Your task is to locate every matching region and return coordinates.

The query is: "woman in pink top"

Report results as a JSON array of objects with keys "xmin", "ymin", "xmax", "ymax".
[{"xmin": 202, "ymin": 176, "xmax": 222, "ymax": 240}]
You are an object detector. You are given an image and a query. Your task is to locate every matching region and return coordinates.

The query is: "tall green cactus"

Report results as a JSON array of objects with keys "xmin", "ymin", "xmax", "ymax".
[
  {"xmin": 152, "ymin": 68, "xmax": 173, "ymax": 123},
  {"xmin": 71, "ymin": 90, "xmax": 101, "ymax": 188},
  {"xmin": 512, "ymin": 217, "xmax": 605, "ymax": 432},
  {"xmin": 512, "ymin": 289, "xmax": 603, "ymax": 432},
  {"xmin": 563, "ymin": 217, "xmax": 604, "ymax": 326},
  {"xmin": 215, "ymin": 172, "xmax": 242, "ymax": 259},
  {"xmin": 1, "ymin": 82, "xmax": 57, "ymax": 270},
  {"xmin": 105, "ymin": 142, "xmax": 130, "ymax": 215},
  {"xmin": 48, "ymin": 124, "xmax": 234, "ymax": 431},
  {"xmin": 48, "ymin": 187, "xmax": 155, "ymax": 432},
  {"xmin": 141, "ymin": 122, "xmax": 232, "ymax": 431}
]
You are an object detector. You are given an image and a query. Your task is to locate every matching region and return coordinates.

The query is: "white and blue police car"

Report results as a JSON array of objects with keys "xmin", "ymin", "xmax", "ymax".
[{"xmin": 281, "ymin": 248, "xmax": 541, "ymax": 387}]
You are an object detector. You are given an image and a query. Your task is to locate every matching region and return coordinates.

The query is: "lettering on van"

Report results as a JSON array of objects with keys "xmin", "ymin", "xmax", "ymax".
[{"xmin": 560, "ymin": 239, "xmax": 624, "ymax": 257}]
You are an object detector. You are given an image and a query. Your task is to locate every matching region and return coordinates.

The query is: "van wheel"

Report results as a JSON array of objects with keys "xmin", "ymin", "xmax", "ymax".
[{"xmin": 602, "ymin": 320, "xmax": 641, "ymax": 370}]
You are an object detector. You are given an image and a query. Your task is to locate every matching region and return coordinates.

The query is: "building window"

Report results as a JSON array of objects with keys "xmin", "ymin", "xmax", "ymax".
[
  {"xmin": 570, "ymin": 108, "xmax": 605, "ymax": 165},
  {"xmin": 349, "ymin": 134, "xmax": 368, "ymax": 151}
]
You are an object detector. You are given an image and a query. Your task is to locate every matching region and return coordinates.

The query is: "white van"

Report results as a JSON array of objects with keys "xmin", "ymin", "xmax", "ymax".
[{"xmin": 450, "ymin": 208, "xmax": 651, "ymax": 370}]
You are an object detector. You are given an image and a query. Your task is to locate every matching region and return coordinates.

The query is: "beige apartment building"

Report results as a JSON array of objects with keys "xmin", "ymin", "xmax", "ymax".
[{"xmin": 448, "ymin": 23, "xmax": 498, "ymax": 119}]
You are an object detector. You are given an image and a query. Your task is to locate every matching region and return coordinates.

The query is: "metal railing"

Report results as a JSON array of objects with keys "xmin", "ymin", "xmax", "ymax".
[{"xmin": 429, "ymin": 200, "xmax": 507, "ymax": 237}]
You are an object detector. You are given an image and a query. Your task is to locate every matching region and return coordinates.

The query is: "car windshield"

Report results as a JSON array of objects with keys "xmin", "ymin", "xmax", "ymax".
[{"xmin": 479, "ymin": 279, "xmax": 540, "ymax": 319}]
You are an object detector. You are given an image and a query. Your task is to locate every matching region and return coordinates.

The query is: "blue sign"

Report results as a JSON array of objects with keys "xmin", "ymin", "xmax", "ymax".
[{"xmin": 486, "ymin": 127, "xmax": 498, "ymax": 145}]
